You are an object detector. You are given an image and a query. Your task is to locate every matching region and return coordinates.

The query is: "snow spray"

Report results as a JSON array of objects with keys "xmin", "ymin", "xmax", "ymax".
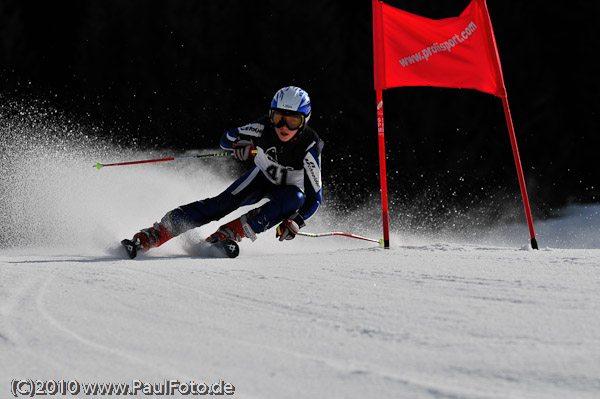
[
  {"xmin": 0, "ymin": 99, "xmax": 374, "ymax": 255},
  {"xmin": 0, "ymin": 99, "xmax": 232, "ymax": 251}
]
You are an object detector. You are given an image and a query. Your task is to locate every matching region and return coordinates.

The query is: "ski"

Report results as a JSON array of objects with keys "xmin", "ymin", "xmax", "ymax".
[
  {"xmin": 211, "ymin": 238, "xmax": 240, "ymax": 258},
  {"xmin": 121, "ymin": 238, "xmax": 139, "ymax": 259},
  {"xmin": 120, "ymin": 237, "xmax": 239, "ymax": 259}
]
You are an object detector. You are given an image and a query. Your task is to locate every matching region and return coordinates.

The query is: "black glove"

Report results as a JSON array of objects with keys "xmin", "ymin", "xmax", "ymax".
[
  {"xmin": 232, "ymin": 140, "xmax": 256, "ymax": 161},
  {"xmin": 276, "ymin": 213, "xmax": 305, "ymax": 241}
]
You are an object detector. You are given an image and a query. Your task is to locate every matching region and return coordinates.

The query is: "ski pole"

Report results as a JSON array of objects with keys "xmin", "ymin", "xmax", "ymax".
[
  {"xmin": 94, "ymin": 150, "xmax": 255, "ymax": 170},
  {"xmin": 297, "ymin": 231, "xmax": 384, "ymax": 247}
]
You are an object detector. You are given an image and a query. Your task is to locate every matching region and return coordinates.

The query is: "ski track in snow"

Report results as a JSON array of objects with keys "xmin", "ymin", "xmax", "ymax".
[{"xmin": 1, "ymin": 107, "xmax": 599, "ymax": 398}]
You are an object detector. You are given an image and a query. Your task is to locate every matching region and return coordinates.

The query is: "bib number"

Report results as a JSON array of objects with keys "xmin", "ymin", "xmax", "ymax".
[{"xmin": 265, "ymin": 165, "xmax": 288, "ymax": 185}]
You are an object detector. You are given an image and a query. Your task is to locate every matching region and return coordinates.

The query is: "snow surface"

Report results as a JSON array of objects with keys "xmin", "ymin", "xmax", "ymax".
[{"xmin": 1, "ymin": 109, "xmax": 599, "ymax": 398}]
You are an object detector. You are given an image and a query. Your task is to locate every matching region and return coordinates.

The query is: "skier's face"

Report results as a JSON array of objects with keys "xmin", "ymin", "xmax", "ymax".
[{"xmin": 274, "ymin": 125, "xmax": 299, "ymax": 142}]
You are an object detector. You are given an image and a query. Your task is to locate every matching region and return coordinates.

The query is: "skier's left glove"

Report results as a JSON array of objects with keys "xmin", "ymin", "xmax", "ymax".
[{"xmin": 276, "ymin": 213, "xmax": 305, "ymax": 241}]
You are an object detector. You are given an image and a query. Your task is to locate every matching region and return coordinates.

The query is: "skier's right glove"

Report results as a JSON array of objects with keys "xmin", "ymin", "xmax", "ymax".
[
  {"xmin": 276, "ymin": 213, "xmax": 305, "ymax": 242},
  {"xmin": 232, "ymin": 140, "xmax": 256, "ymax": 161}
]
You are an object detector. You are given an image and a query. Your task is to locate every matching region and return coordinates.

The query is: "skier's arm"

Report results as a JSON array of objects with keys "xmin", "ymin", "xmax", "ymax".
[
  {"xmin": 298, "ymin": 141, "xmax": 323, "ymax": 221},
  {"xmin": 275, "ymin": 139, "xmax": 323, "ymax": 242},
  {"xmin": 219, "ymin": 128, "xmax": 239, "ymax": 150},
  {"xmin": 220, "ymin": 117, "xmax": 268, "ymax": 150},
  {"xmin": 276, "ymin": 144, "xmax": 322, "ymax": 242}
]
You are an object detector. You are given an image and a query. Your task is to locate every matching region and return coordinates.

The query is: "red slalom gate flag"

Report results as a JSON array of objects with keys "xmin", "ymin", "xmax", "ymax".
[
  {"xmin": 373, "ymin": 0, "xmax": 505, "ymax": 97},
  {"xmin": 371, "ymin": 0, "xmax": 539, "ymax": 249}
]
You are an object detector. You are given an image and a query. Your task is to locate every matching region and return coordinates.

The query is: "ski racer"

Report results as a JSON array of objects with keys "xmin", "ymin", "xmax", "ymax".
[{"xmin": 123, "ymin": 86, "xmax": 323, "ymax": 257}]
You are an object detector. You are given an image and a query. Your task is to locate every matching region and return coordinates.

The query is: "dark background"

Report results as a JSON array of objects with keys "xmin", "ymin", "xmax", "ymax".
[{"xmin": 1, "ymin": 0, "xmax": 598, "ymax": 225}]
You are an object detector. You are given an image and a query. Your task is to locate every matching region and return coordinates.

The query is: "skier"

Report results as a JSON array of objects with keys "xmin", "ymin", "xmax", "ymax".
[{"xmin": 122, "ymin": 86, "xmax": 323, "ymax": 258}]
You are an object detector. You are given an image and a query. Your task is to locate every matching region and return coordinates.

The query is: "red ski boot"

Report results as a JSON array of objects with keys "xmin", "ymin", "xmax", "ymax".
[
  {"xmin": 122, "ymin": 222, "xmax": 174, "ymax": 259},
  {"xmin": 134, "ymin": 222, "xmax": 174, "ymax": 251},
  {"xmin": 206, "ymin": 216, "xmax": 256, "ymax": 243}
]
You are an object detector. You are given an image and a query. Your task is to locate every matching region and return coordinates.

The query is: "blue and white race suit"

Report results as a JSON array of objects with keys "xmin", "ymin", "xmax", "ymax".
[{"xmin": 162, "ymin": 115, "xmax": 323, "ymax": 237}]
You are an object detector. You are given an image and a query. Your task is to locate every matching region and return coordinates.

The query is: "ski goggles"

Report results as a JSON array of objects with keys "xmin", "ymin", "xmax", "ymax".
[{"xmin": 270, "ymin": 109, "xmax": 305, "ymax": 130}]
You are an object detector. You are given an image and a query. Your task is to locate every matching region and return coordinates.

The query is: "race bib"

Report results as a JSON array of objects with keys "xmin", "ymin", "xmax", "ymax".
[{"xmin": 254, "ymin": 147, "xmax": 304, "ymax": 188}]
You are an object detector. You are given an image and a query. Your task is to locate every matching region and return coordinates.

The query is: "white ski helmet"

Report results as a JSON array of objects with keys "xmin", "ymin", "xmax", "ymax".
[{"xmin": 269, "ymin": 86, "xmax": 311, "ymax": 129}]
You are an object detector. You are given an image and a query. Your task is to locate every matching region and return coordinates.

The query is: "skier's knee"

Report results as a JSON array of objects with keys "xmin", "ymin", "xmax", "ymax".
[
  {"xmin": 275, "ymin": 188, "xmax": 305, "ymax": 219},
  {"xmin": 293, "ymin": 190, "xmax": 306, "ymax": 209},
  {"xmin": 161, "ymin": 208, "xmax": 192, "ymax": 237},
  {"xmin": 276, "ymin": 187, "xmax": 305, "ymax": 215}
]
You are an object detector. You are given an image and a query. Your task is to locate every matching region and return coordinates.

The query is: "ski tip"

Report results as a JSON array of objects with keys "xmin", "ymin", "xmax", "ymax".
[
  {"xmin": 121, "ymin": 239, "xmax": 137, "ymax": 259},
  {"xmin": 221, "ymin": 238, "xmax": 240, "ymax": 258},
  {"xmin": 379, "ymin": 239, "xmax": 385, "ymax": 247},
  {"xmin": 95, "ymin": 162, "xmax": 103, "ymax": 170},
  {"xmin": 209, "ymin": 238, "xmax": 240, "ymax": 258}
]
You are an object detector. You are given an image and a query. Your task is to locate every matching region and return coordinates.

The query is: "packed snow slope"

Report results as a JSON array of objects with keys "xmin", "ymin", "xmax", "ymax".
[{"xmin": 1, "ymin": 106, "xmax": 599, "ymax": 398}]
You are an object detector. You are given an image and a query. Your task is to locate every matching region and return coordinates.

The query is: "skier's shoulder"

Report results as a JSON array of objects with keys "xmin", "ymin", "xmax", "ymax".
[
  {"xmin": 221, "ymin": 115, "xmax": 269, "ymax": 150},
  {"xmin": 236, "ymin": 115, "xmax": 269, "ymax": 138},
  {"xmin": 299, "ymin": 125, "xmax": 324, "ymax": 155}
]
